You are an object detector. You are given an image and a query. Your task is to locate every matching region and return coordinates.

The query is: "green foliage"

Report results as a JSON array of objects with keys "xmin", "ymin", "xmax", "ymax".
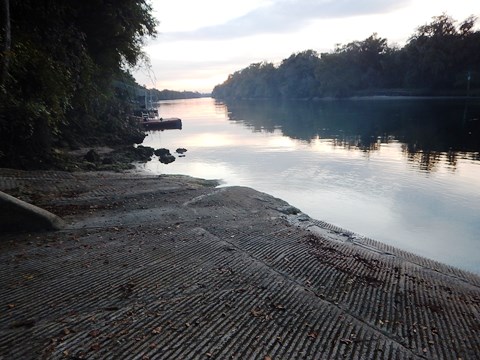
[
  {"xmin": 213, "ymin": 14, "xmax": 480, "ymax": 100},
  {"xmin": 213, "ymin": 62, "xmax": 279, "ymax": 99},
  {"xmin": 151, "ymin": 89, "xmax": 207, "ymax": 100},
  {"xmin": 404, "ymin": 14, "xmax": 480, "ymax": 89},
  {"xmin": 0, "ymin": 0, "xmax": 157, "ymax": 168},
  {"xmin": 278, "ymin": 50, "xmax": 320, "ymax": 98}
]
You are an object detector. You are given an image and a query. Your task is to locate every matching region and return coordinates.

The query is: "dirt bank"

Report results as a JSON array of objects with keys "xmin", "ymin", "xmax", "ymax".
[{"xmin": 0, "ymin": 169, "xmax": 479, "ymax": 359}]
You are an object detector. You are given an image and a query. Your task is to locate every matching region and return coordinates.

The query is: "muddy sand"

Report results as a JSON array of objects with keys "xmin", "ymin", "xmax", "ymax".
[{"xmin": 0, "ymin": 169, "xmax": 479, "ymax": 359}]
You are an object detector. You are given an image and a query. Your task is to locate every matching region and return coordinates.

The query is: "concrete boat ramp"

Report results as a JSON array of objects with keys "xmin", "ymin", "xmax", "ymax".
[{"xmin": 0, "ymin": 170, "xmax": 479, "ymax": 359}]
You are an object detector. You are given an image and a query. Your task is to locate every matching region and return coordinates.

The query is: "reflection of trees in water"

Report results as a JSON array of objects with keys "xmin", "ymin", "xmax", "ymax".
[
  {"xmin": 222, "ymin": 98, "xmax": 480, "ymax": 171},
  {"xmin": 446, "ymin": 150, "xmax": 458, "ymax": 170},
  {"xmin": 402, "ymin": 145, "xmax": 460, "ymax": 172},
  {"xmin": 331, "ymin": 136, "xmax": 382, "ymax": 152},
  {"xmin": 402, "ymin": 147, "xmax": 444, "ymax": 172}
]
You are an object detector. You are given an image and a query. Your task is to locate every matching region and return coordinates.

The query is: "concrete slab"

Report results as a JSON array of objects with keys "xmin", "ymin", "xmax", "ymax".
[
  {"xmin": 0, "ymin": 169, "xmax": 479, "ymax": 359},
  {"xmin": 0, "ymin": 191, "xmax": 65, "ymax": 232}
]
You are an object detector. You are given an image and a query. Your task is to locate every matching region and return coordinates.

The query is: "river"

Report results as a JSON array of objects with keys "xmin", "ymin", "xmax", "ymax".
[{"xmin": 140, "ymin": 97, "xmax": 480, "ymax": 274}]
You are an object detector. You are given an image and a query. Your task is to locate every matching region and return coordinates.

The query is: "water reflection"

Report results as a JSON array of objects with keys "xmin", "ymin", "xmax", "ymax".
[
  {"xmin": 141, "ymin": 98, "xmax": 480, "ymax": 273},
  {"xmin": 222, "ymin": 98, "xmax": 480, "ymax": 171}
]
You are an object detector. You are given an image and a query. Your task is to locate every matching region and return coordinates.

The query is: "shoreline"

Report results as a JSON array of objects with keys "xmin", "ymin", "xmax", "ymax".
[
  {"xmin": 1, "ymin": 169, "xmax": 479, "ymax": 358},
  {"xmin": 215, "ymin": 94, "xmax": 480, "ymax": 102}
]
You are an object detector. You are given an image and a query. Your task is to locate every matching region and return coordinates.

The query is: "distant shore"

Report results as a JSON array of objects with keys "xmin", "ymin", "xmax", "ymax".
[{"xmin": 215, "ymin": 92, "xmax": 480, "ymax": 102}]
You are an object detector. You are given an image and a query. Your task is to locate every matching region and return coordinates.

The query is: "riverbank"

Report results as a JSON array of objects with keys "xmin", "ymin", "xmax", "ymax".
[{"xmin": 1, "ymin": 169, "xmax": 479, "ymax": 359}]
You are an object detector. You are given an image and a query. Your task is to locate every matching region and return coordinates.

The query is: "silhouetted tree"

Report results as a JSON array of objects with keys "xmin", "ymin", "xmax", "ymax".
[
  {"xmin": 213, "ymin": 14, "xmax": 480, "ymax": 100},
  {"xmin": 0, "ymin": 0, "xmax": 157, "ymax": 167},
  {"xmin": 278, "ymin": 50, "xmax": 320, "ymax": 98},
  {"xmin": 0, "ymin": 0, "xmax": 11, "ymax": 90}
]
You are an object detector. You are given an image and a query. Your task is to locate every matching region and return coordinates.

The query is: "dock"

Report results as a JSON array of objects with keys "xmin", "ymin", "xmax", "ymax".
[{"xmin": 133, "ymin": 116, "xmax": 182, "ymax": 131}]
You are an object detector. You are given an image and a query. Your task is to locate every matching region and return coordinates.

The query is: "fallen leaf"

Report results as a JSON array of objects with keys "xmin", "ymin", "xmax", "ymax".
[
  {"xmin": 340, "ymin": 338, "xmax": 353, "ymax": 345},
  {"xmin": 152, "ymin": 326, "xmax": 162, "ymax": 334},
  {"xmin": 90, "ymin": 343, "xmax": 100, "ymax": 351},
  {"xmin": 89, "ymin": 329, "xmax": 101, "ymax": 337},
  {"xmin": 251, "ymin": 307, "xmax": 265, "ymax": 317},
  {"xmin": 7, "ymin": 304, "xmax": 15, "ymax": 309}
]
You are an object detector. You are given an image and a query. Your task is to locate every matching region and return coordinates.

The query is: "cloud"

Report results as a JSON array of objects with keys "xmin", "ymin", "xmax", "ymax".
[{"xmin": 164, "ymin": 0, "xmax": 411, "ymax": 41}]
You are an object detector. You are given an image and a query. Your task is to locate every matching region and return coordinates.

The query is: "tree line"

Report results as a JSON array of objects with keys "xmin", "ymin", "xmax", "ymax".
[
  {"xmin": 150, "ymin": 89, "xmax": 207, "ymax": 101},
  {"xmin": 114, "ymin": 80, "xmax": 208, "ymax": 105},
  {"xmin": 212, "ymin": 14, "xmax": 480, "ymax": 100},
  {"xmin": 0, "ymin": 0, "xmax": 157, "ymax": 168}
]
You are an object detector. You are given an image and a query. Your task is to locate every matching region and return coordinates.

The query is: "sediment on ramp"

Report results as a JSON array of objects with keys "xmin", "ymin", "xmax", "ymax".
[{"xmin": 0, "ymin": 170, "xmax": 479, "ymax": 359}]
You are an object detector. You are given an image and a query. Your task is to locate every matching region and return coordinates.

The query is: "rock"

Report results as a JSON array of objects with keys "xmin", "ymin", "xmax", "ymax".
[
  {"xmin": 133, "ymin": 145, "xmax": 154, "ymax": 161},
  {"xmin": 176, "ymin": 148, "xmax": 187, "ymax": 154},
  {"xmin": 128, "ymin": 131, "xmax": 146, "ymax": 145},
  {"xmin": 85, "ymin": 162, "xmax": 98, "ymax": 170},
  {"xmin": 0, "ymin": 191, "xmax": 65, "ymax": 232},
  {"xmin": 159, "ymin": 154, "xmax": 176, "ymax": 164},
  {"xmin": 153, "ymin": 148, "xmax": 176, "ymax": 164},
  {"xmin": 84, "ymin": 149, "xmax": 100, "ymax": 163},
  {"xmin": 277, "ymin": 205, "xmax": 301, "ymax": 215},
  {"xmin": 102, "ymin": 157, "xmax": 114, "ymax": 165},
  {"xmin": 154, "ymin": 148, "xmax": 171, "ymax": 157}
]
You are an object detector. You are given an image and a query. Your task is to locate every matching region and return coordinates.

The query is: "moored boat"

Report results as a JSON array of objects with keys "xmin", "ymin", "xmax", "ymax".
[{"xmin": 133, "ymin": 90, "xmax": 182, "ymax": 130}]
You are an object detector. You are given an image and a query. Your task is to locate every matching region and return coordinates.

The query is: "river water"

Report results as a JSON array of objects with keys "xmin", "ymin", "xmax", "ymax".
[{"xmin": 140, "ymin": 97, "xmax": 480, "ymax": 274}]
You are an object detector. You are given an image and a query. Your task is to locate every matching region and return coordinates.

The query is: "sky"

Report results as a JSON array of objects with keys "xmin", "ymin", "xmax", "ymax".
[{"xmin": 133, "ymin": 0, "xmax": 480, "ymax": 93}]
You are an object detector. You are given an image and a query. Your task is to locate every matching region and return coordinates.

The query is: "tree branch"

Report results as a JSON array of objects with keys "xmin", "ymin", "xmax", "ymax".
[{"xmin": 0, "ymin": 0, "xmax": 11, "ymax": 90}]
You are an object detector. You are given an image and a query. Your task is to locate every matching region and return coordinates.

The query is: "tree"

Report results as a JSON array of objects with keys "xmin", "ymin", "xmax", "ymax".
[
  {"xmin": 212, "ymin": 62, "xmax": 279, "ymax": 99},
  {"xmin": 213, "ymin": 14, "xmax": 480, "ymax": 100},
  {"xmin": 0, "ymin": 1, "xmax": 157, "ymax": 168},
  {"xmin": 278, "ymin": 50, "xmax": 320, "ymax": 99},
  {"xmin": 403, "ymin": 14, "xmax": 480, "ymax": 90},
  {"xmin": 0, "ymin": 0, "xmax": 11, "ymax": 90}
]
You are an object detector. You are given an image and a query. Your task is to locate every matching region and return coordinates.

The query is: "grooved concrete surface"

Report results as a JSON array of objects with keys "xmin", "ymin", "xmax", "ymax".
[{"xmin": 0, "ymin": 169, "xmax": 479, "ymax": 359}]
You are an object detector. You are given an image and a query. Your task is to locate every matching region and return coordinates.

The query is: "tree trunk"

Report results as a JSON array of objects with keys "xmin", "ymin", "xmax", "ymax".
[{"xmin": 1, "ymin": 0, "xmax": 11, "ymax": 90}]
